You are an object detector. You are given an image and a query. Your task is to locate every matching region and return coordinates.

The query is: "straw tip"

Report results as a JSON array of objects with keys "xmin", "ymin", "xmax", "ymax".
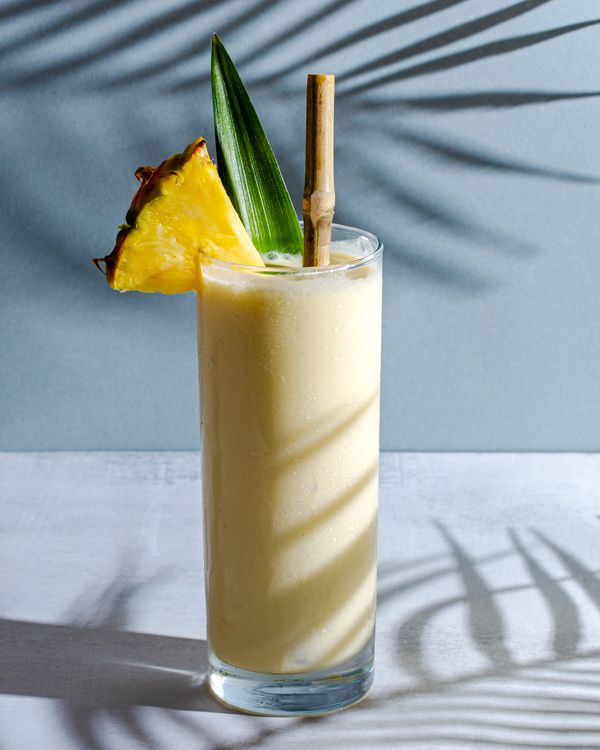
[{"xmin": 307, "ymin": 73, "xmax": 335, "ymax": 82}]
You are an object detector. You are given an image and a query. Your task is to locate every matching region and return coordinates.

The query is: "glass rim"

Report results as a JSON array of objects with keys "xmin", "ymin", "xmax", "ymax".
[{"xmin": 198, "ymin": 222, "xmax": 383, "ymax": 277}]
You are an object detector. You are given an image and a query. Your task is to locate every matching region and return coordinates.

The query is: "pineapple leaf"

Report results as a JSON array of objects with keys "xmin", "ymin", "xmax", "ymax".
[{"xmin": 211, "ymin": 34, "xmax": 303, "ymax": 258}]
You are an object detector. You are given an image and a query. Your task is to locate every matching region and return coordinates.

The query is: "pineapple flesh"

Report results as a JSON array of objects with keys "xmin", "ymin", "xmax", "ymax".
[{"xmin": 94, "ymin": 137, "xmax": 263, "ymax": 293}]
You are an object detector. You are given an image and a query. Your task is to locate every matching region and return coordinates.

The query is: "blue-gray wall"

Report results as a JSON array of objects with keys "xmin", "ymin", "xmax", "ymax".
[{"xmin": 2, "ymin": 0, "xmax": 599, "ymax": 451}]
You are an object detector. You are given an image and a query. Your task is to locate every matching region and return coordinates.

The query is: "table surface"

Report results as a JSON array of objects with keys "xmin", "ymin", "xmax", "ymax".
[{"xmin": 2, "ymin": 451, "xmax": 600, "ymax": 749}]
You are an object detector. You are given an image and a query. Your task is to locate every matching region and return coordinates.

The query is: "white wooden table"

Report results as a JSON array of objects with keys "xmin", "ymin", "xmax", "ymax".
[{"xmin": 2, "ymin": 452, "xmax": 600, "ymax": 749}]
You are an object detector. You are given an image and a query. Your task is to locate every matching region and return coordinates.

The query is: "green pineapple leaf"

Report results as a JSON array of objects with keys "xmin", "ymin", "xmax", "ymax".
[{"xmin": 211, "ymin": 34, "xmax": 303, "ymax": 258}]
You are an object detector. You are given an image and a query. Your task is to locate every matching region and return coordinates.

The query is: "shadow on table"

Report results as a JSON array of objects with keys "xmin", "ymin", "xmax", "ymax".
[
  {"xmin": 0, "ymin": 618, "xmax": 225, "ymax": 712},
  {"xmin": 4, "ymin": 523, "xmax": 600, "ymax": 748},
  {"xmin": 0, "ymin": 555, "xmax": 230, "ymax": 714},
  {"xmin": 354, "ymin": 523, "xmax": 600, "ymax": 750}
]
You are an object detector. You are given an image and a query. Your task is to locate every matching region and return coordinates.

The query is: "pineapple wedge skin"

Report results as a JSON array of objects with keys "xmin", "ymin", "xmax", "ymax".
[{"xmin": 99, "ymin": 138, "xmax": 263, "ymax": 294}]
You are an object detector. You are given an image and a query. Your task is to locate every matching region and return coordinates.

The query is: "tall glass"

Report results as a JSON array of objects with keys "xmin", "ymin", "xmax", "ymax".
[{"xmin": 196, "ymin": 224, "xmax": 383, "ymax": 715}]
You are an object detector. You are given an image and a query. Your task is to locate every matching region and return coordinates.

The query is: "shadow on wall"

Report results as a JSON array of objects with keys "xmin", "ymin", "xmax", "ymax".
[
  {"xmin": 1, "ymin": 0, "xmax": 599, "ymax": 296},
  {"xmin": 3, "ymin": 525, "xmax": 600, "ymax": 747}
]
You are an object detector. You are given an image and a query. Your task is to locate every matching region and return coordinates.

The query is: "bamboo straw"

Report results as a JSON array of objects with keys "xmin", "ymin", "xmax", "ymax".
[{"xmin": 303, "ymin": 74, "xmax": 335, "ymax": 267}]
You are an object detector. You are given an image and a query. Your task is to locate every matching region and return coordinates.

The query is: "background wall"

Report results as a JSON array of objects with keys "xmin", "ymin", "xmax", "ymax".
[{"xmin": 1, "ymin": 0, "xmax": 599, "ymax": 451}]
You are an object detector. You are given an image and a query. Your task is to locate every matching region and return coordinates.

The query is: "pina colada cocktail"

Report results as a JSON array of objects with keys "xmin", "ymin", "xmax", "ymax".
[
  {"xmin": 198, "ymin": 227, "xmax": 382, "ymax": 713},
  {"xmin": 93, "ymin": 33, "xmax": 383, "ymax": 719}
]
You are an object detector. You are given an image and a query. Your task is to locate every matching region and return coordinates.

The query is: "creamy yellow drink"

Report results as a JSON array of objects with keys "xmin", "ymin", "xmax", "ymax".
[
  {"xmin": 91, "ymin": 35, "xmax": 380, "ymax": 708},
  {"xmin": 197, "ymin": 236, "xmax": 382, "ymax": 675}
]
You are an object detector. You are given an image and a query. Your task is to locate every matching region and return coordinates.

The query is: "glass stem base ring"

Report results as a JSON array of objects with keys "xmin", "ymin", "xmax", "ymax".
[{"xmin": 208, "ymin": 638, "xmax": 374, "ymax": 716}]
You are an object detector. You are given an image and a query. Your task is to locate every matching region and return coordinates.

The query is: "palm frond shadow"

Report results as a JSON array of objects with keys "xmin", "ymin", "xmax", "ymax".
[
  {"xmin": 173, "ymin": 525, "xmax": 600, "ymax": 750},
  {"xmin": 0, "ymin": 551, "xmax": 238, "ymax": 749},
  {"xmin": 4, "ymin": 523, "xmax": 600, "ymax": 748},
  {"xmin": 350, "ymin": 147, "xmax": 534, "ymax": 256},
  {"xmin": 239, "ymin": 0, "xmax": 473, "ymax": 87},
  {"xmin": 372, "ymin": 526, "xmax": 600, "ymax": 732},
  {"xmin": 0, "ymin": 0, "xmax": 281, "ymax": 90},
  {"xmin": 220, "ymin": 0, "xmax": 358, "ymax": 71},
  {"xmin": 509, "ymin": 528, "xmax": 580, "ymax": 659},
  {"xmin": 369, "ymin": 90, "xmax": 600, "ymax": 111},
  {"xmin": 383, "ymin": 124, "xmax": 600, "ymax": 184},
  {"xmin": 436, "ymin": 523, "xmax": 513, "ymax": 670},
  {"xmin": 338, "ymin": 145, "xmax": 534, "ymax": 293},
  {"xmin": 0, "ymin": 0, "xmax": 75, "ymax": 23},
  {"xmin": 267, "ymin": 525, "xmax": 599, "ymax": 750},
  {"xmin": 386, "ymin": 243, "xmax": 499, "ymax": 294},
  {"xmin": 378, "ymin": 546, "xmax": 517, "ymax": 604},
  {"xmin": 97, "ymin": 0, "xmax": 282, "ymax": 92},
  {"xmin": 337, "ymin": 0, "xmax": 556, "ymax": 84},
  {"xmin": 3, "ymin": 0, "xmax": 599, "ymax": 297},
  {"xmin": 340, "ymin": 19, "xmax": 600, "ymax": 97},
  {"xmin": 0, "ymin": 0, "xmax": 138, "ymax": 57},
  {"xmin": 532, "ymin": 529, "xmax": 600, "ymax": 607},
  {"xmin": 389, "ymin": 525, "xmax": 600, "ymax": 689}
]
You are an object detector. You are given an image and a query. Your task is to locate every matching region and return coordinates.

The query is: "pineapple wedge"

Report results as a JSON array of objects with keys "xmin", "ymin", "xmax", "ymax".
[{"xmin": 94, "ymin": 137, "xmax": 264, "ymax": 293}]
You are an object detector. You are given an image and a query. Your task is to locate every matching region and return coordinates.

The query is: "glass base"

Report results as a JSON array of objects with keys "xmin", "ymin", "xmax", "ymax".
[{"xmin": 208, "ymin": 637, "xmax": 374, "ymax": 716}]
